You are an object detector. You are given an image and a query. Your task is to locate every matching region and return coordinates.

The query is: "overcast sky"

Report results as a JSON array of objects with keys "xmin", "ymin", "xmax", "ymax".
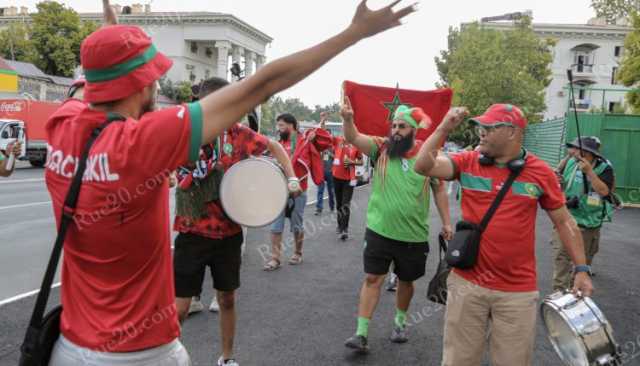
[{"xmin": 2, "ymin": 0, "xmax": 597, "ymax": 106}]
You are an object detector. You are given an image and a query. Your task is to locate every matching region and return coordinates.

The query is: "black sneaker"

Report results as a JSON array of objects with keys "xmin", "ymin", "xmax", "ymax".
[
  {"xmin": 315, "ymin": 209, "xmax": 322, "ymax": 216},
  {"xmin": 345, "ymin": 334, "xmax": 369, "ymax": 353},
  {"xmin": 340, "ymin": 231, "xmax": 349, "ymax": 241}
]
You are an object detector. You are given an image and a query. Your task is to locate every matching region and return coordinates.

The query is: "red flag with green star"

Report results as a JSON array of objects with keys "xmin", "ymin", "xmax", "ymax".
[{"xmin": 342, "ymin": 80, "xmax": 453, "ymax": 141}]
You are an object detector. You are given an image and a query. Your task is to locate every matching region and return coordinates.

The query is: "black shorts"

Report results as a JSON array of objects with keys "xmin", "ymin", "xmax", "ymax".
[
  {"xmin": 363, "ymin": 228, "xmax": 429, "ymax": 282},
  {"xmin": 173, "ymin": 231, "xmax": 243, "ymax": 296}
]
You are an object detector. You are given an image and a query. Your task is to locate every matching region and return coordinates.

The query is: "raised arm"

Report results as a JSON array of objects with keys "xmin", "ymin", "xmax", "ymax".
[
  {"xmin": 414, "ymin": 107, "xmax": 468, "ymax": 180},
  {"xmin": 198, "ymin": 0, "xmax": 417, "ymax": 145},
  {"xmin": 341, "ymin": 95, "xmax": 376, "ymax": 156},
  {"xmin": 102, "ymin": 0, "xmax": 118, "ymax": 26}
]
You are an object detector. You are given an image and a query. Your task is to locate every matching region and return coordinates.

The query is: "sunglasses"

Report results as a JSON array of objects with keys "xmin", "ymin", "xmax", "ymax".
[{"xmin": 474, "ymin": 124, "xmax": 513, "ymax": 137}]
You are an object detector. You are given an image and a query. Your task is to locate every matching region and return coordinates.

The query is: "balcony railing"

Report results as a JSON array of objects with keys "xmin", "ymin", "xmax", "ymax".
[{"xmin": 572, "ymin": 64, "xmax": 594, "ymax": 74}]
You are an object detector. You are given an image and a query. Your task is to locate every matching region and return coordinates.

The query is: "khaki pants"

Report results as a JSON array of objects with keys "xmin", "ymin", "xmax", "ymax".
[
  {"xmin": 442, "ymin": 272, "xmax": 539, "ymax": 366},
  {"xmin": 551, "ymin": 227, "xmax": 600, "ymax": 292}
]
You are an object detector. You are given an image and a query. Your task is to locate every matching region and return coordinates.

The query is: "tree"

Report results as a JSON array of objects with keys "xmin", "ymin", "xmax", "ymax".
[
  {"xmin": 434, "ymin": 19, "xmax": 554, "ymax": 146},
  {"xmin": 30, "ymin": 1, "xmax": 97, "ymax": 77},
  {"xmin": 0, "ymin": 23, "xmax": 38, "ymax": 63},
  {"xmin": 618, "ymin": 12, "xmax": 640, "ymax": 113},
  {"xmin": 158, "ymin": 77, "xmax": 193, "ymax": 103},
  {"xmin": 591, "ymin": 0, "xmax": 639, "ymax": 24}
]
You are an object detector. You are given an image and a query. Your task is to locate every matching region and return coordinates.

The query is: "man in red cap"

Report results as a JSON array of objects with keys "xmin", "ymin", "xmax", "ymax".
[
  {"xmin": 341, "ymin": 101, "xmax": 452, "ymax": 352},
  {"xmin": 414, "ymin": 104, "xmax": 594, "ymax": 366},
  {"xmin": 44, "ymin": 1, "xmax": 417, "ymax": 365}
]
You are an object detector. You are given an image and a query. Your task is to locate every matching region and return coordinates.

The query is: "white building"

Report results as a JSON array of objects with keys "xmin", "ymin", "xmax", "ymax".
[
  {"xmin": 0, "ymin": 3, "xmax": 272, "ymax": 85},
  {"xmin": 473, "ymin": 14, "xmax": 630, "ymax": 120}
]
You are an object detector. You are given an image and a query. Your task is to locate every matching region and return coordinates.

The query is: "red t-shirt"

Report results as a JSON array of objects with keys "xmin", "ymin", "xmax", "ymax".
[
  {"xmin": 279, "ymin": 132, "xmax": 310, "ymax": 191},
  {"xmin": 332, "ymin": 138, "xmax": 362, "ymax": 181},
  {"xmin": 173, "ymin": 123, "xmax": 269, "ymax": 239},
  {"xmin": 449, "ymin": 150, "xmax": 565, "ymax": 292},
  {"xmin": 44, "ymin": 99, "xmax": 202, "ymax": 351}
]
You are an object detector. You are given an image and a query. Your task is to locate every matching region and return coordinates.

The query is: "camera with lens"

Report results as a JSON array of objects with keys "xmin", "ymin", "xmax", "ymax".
[{"xmin": 566, "ymin": 196, "xmax": 580, "ymax": 209}]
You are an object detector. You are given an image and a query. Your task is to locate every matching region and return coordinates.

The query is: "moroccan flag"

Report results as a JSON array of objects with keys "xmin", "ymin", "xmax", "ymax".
[{"xmin": 342, "ymin": 80, "xmax": 453, "ymax": 141}]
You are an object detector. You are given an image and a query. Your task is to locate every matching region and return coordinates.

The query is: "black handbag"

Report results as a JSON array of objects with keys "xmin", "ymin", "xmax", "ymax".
[
  {"xmin": 427, "ymin": 234, "xmax": 450, "ymax": 305},
  {"xmin": 19, "ymin": 113, "xmax": 124, "ymax": 366},
  {"xmin": 446, "ymin": 166, "xmax": 523, "ymax": 269}
]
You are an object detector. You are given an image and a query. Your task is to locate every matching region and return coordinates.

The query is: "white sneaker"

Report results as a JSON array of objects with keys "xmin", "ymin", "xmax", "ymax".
[
  {"xmin": 209, "ymin": 295, "xmax": 220, "ymax": 312},
  {"xmin": 188, "ymin": 296, "xmax": 205, "ymax": 314},
  {"xmin": 217, "ymin": 356, "xmax": 239, "ymax": 366}
]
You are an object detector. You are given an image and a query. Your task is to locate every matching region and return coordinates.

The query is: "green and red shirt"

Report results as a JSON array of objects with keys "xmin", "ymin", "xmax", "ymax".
[
  {"xmin": 449, "ymin": 150, "xmax": 565, "ymax": 292},
  {"xmin": 44, "ymin": 99, "xmax": 202, "ymax": 352},
  {"xmin": 173, "ymin": 123, "xmax": 269, "ymax": 239},
  {"xmin": 365, "ymin": 137, "xmax": 433, "ymax": 243}
]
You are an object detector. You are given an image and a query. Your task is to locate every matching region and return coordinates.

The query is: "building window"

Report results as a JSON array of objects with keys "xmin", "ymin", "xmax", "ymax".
[
  {"xmin": 614, "ymin": 46, "xmax": 622, "ymax": 58},
  {"xmin": 578, "ymin": 88, "xmax": 586, "ymax": 100},
  {"xmin": 609, "ymin": 102, "xmax": 620, "ymax": 113},
  {"xmin": 190, "ymin": 42, "xmax": 198, "ymax": 54},
  {"xmin": 205, "ymin": 47, "xmax": 213, "ymax": 58},
  {"xmin": 612, "ymin": 67, "xmax": 618, "ymax": 85}
]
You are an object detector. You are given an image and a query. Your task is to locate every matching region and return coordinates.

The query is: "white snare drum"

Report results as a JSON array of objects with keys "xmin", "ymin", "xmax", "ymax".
[
  {"xmin": 220, "ymin": 158, "xmax": 288, "ymax": 227},
  {"xmin": 541, "ymin": 291, "xmax": 620, "ymax": 366}
]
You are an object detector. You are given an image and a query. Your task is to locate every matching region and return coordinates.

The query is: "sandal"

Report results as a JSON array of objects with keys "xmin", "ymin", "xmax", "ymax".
[
  {"xmin": 263, "ymin": 258, "xmax": 281, "ymax": 271},
  {"xmin": 288, "ymin": 253, "xmax": 303, "ymax": 265}
]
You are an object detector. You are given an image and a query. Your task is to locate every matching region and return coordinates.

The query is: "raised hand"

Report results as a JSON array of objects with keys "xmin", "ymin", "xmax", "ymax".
[
  {"xmin": 349, "ymin": 0, "xmax": 418, "ymax": 39},
  {"xmin": 341, "ymin": 95, "xmax": 354, "ymax": 124}
]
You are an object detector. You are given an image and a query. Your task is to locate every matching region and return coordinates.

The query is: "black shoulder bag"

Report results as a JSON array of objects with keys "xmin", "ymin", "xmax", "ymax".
[
  {"xmin": 446, "ymin": 163, "xmax": 524, "ymax": 269},
  {"xmin": 427, "ymin": 233, "xmax": 450, "ymax": 305},
  {"xmin": 19, "ymin": 113, "xmax": 125, "ymax": 366}
]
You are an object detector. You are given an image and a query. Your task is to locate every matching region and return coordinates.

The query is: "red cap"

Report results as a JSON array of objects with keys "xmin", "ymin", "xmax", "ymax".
[
  {"xmin": 470, "ymin": 104, "xmax": 527, "ymax": 129},
  {"xmin": 80, "ymin": 25, "xmax": 173, "ymax": 103}
]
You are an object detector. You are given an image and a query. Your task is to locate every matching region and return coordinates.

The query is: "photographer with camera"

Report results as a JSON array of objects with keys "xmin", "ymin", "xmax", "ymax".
[{"xmin": 552, "ymin": 136, "xmax": 615, "ymax": 291}]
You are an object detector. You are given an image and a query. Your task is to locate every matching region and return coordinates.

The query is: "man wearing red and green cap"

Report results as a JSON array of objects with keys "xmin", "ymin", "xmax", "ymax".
[
  {"xmin": 44, "ymin": 1, "xmax": 417, "ymax": 365},
  {"xmin": 341, "ymin": 99, "xmax": 453, "ymax": 352},
  {"xmin": 415, "ymin": 104, "xmax": 594, "ymax": 366}
]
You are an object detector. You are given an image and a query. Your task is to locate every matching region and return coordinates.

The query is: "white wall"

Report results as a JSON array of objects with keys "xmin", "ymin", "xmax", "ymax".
[{"xmin": 544, "ymin": 36, "xmax": 626, "ymax": 119}]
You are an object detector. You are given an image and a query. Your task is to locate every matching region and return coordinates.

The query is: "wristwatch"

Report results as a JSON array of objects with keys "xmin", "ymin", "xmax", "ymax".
[
  {"xmin": 287, "ymin": 177, "xmax": 301, "ymax": 192},
  {"xmin": 574, "ymin": 265, "xmax": 592, "ymax": 276}
]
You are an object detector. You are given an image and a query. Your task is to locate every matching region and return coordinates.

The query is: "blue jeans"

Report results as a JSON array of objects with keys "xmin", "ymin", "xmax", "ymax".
[
  {"xmin": 271, "ymin": 192, "xmax": 308, "ymax": 234},
  {"xmin": 316, "ymin": 169, "xmax": 335, "ymax": 211}
]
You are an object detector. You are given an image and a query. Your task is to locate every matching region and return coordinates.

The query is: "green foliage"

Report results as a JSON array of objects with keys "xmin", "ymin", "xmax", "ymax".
[
  {"xmin": 591, "ymin": 0, "xmax": 638, "ymax": 24},
  {"xmin": 618, "ymin": 12, "xmax": 640, "ymax": 113},
  {"xmin": 260, "ymin": 97, "xmax": 342, "ymax": 135},
  {"xmin": 158, "ymin": 77, "xmax": 193, "ymax": 103},
  {"xmin": 0, "ymin": 23, "xmax": 38, "ymax": 63},
  {"xmin": 434, "ymin": 20, "xmax": 554, "ymax": 146},
  {"xmin": 0, "ymin": 1, "xmax": 99, "ymax": 78}
]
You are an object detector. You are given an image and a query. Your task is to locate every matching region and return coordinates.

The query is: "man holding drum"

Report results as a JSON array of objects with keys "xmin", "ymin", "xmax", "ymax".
[
  {"xmin": 44, "ymin": 1, "xmax": 417, "ymax": 365},
  {"xmin": 414, "ymin": 104, "xmax": 594, "ymax": 366},
  {"xmin": 341, "ymin": 101, "xmax": 452, "ymax": 352},
  {"xmin": 173, "ymin": 77, "xmax": 298, "ymax": 366}
]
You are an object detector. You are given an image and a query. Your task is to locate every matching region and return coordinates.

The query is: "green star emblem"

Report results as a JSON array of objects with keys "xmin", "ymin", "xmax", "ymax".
[{"xmin": 382, "ymin": 90, "xmax": 412, "ymax": 122}]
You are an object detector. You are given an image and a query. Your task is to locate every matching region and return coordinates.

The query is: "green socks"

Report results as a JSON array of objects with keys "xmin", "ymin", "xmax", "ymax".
[
  {"xmin": 356, "ymin": 317, "xmax": 370, "ymax": 337},
  {"xmin": 394, "ymin": 308, "xmax": 407, "ymax": 328}
]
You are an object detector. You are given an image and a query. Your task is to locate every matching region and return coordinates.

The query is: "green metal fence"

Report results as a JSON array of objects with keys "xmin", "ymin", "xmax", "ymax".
[{"xmin": 523, "ymin": 118, "xmax": 567, "ymax": 168}]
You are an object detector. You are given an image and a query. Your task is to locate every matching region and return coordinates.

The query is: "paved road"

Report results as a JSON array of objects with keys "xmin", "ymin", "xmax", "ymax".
[{"xmin": 1, "ymin": 164, "xmax": 639, "ymax": 365}]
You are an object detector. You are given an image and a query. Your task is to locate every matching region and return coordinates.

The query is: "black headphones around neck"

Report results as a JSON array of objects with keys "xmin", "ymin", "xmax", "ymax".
[{"xmin": 479, "ymin": 148, "xmax": 527, "ymax": 174}]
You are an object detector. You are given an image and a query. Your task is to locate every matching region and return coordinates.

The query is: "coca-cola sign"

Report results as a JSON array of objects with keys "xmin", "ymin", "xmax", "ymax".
[{"xmin": 0, "ymin": 101, "xmax": 24, "ymax": 113}]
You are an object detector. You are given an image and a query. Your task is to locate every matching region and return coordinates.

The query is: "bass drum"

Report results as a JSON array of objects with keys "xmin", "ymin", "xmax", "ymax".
[
  {"xmin": 219, "ymin": 158, "xmax": 288, "ymax": 228},
  {"xmin": 541, "ymin": 291, "xmax": 620, "ymax": 366}
]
